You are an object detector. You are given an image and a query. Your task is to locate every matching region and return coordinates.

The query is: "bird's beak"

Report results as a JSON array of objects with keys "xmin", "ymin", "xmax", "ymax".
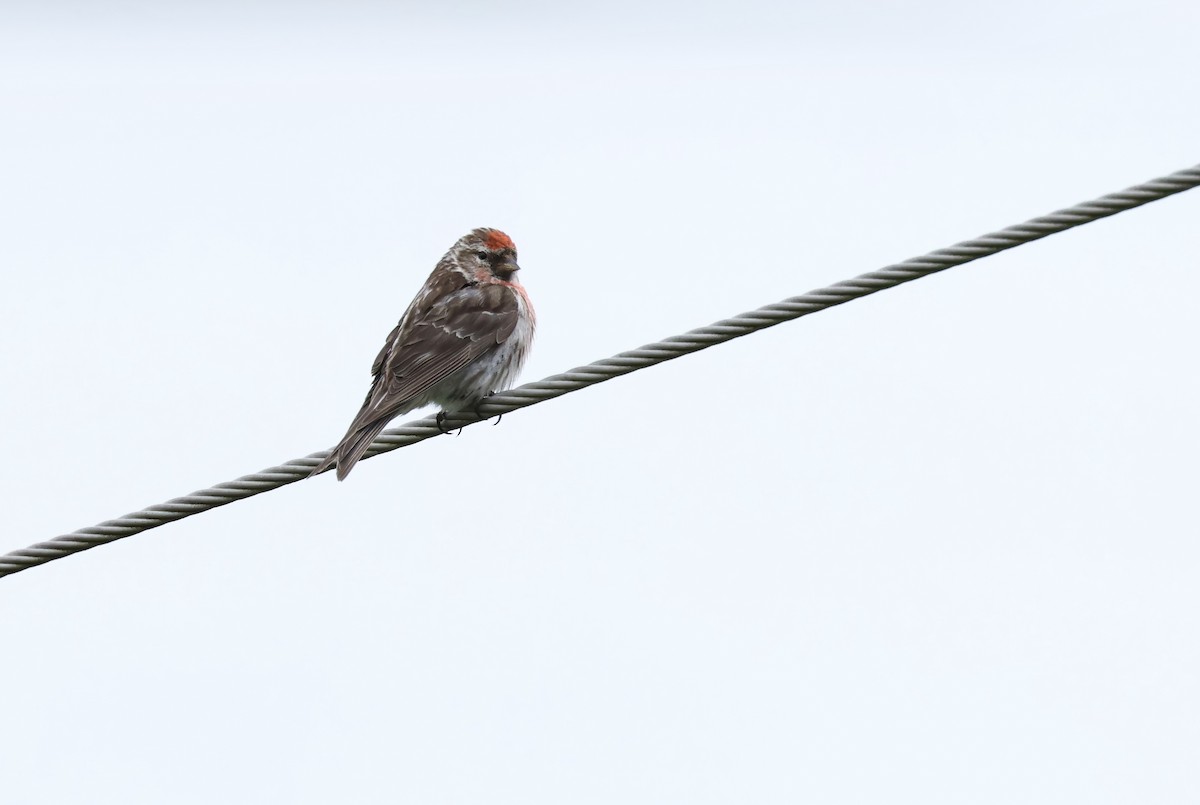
[{"xmin": 502, "ymin": 255, "xmax": 521, "ymax": 274}]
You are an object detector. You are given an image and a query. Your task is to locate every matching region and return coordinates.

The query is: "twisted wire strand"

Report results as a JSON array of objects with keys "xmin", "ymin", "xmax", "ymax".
[{"xmin": 4, "ymin": 164, "xmax": 1199, "ymax": 579}]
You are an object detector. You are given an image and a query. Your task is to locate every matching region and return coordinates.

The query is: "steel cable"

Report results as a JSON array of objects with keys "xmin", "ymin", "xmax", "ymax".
[{"xmin": 3, "ymin": 163, "xmax": 1199, "ymax": 579}]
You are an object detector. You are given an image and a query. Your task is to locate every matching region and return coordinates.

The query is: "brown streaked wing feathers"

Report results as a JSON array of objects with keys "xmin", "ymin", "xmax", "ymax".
[{"xmin": 342, "ymin": 282, "xmax": 520, "ymax": 437}]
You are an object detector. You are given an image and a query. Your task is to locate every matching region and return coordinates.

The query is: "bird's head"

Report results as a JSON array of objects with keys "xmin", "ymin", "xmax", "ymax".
[{"xmin": 456, "ymin": 228, "xmax": 521, "ymax": 282}]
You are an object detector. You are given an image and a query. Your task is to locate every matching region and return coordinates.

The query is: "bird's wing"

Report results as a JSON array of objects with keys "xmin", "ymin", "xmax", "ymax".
[{"xmin": 345, "ymin": 282, "xmax": 521, "ymax": 434}]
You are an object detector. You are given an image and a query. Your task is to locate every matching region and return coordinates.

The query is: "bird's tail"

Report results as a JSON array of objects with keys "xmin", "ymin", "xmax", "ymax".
[{"xmin": 309, "ymin": 419, "xmax": 391, "ymax": 481}]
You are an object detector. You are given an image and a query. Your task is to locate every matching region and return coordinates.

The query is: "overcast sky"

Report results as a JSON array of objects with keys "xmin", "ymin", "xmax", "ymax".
[{"xmin": 3, "ymin": 2, "xmax": 1199, "ymax": 803}]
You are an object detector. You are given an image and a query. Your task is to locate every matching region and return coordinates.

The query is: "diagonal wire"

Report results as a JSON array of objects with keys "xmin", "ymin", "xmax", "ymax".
[{"xmin": 4, "ymin": 163, "xmax": 1200, "ymax": 579}]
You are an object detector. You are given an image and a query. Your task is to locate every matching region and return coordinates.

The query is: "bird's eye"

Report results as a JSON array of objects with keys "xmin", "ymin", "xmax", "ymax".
[{"xmin": 475, "ymin": 250, "xmax": 489, "ymax": 261}]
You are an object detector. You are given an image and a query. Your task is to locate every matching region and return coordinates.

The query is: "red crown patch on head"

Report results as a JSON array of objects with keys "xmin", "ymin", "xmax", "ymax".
[{"xmin": 485, "ymin": 230, "xmax": 516, "ymax": 251}]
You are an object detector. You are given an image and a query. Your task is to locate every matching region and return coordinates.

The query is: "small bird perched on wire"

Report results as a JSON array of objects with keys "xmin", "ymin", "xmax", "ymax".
[{"xmin": 311, "ymin": 228, "xmax": 535, "ymax": 480}]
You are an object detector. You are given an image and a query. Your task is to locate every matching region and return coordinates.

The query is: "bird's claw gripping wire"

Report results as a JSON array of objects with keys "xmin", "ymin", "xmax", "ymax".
[
  {"xmin": 475, "ymin": 392, "xmax": 503, "ymax": 426},
  {"xmin": 436, "ymin": 411, "xmax": 460, "ymax": 436}
]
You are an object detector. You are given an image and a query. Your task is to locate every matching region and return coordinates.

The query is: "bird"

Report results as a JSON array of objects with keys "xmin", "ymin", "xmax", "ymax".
[{"xmin": 311, "ymin": 228, "xmax": 535, "ymax": 480}]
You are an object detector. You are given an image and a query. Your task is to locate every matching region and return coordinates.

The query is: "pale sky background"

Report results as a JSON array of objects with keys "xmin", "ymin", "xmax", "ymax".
[{"xmin": 2, "ymin": 2, "xmax": 1199, "ymax": 803}]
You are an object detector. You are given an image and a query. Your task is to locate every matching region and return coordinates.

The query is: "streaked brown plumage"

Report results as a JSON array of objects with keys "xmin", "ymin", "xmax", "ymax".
[{"xmin": 312, "ymin": 228, "xmax": 535, "ymax": 480}]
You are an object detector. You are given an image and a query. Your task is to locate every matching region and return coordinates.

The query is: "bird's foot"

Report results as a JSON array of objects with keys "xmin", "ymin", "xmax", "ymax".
[{"xmin": 474, "ymin": 391, "xmax": 503, "ymax": 426}]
